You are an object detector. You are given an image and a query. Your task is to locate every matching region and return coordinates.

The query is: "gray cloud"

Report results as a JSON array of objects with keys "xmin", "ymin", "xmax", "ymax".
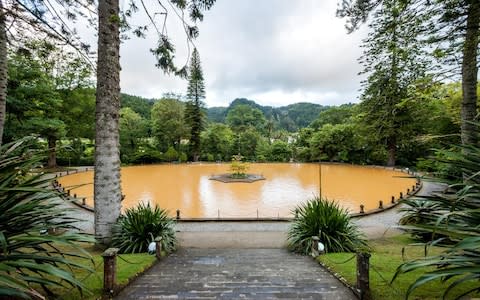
[{"xmin": 117, "ymin": 0, "xmax": 369, "ymax": 107}]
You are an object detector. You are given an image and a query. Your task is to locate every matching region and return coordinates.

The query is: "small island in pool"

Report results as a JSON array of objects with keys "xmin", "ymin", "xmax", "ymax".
[
  {"xmin": 209, "ymin": 154, "xmax": 265, "ymax": 183},
  {"xmin": 209, "ymin": 173, "xmax": 265, "ymax": 183}
]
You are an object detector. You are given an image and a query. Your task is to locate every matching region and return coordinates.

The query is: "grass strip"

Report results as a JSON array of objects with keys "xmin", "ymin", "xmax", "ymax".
[{"xmin": 318, "ymin": 234, "xmax": 480, "ymax": 300}]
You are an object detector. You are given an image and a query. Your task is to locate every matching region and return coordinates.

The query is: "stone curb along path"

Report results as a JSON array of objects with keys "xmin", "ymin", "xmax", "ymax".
[{"xmin": 115, "ymin": 248, "xmax": 357, "ymax": 300}]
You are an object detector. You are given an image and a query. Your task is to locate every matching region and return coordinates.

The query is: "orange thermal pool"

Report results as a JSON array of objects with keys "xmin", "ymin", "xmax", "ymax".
[{"xmin": 58, "ymin": 163, "xmax": 416, "ymax": 218}]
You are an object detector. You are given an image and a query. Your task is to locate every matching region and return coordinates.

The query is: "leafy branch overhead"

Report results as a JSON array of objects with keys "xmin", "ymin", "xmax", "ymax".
[{"xmin": 122, "ymin": 0, "xmax": 216, "ymax": 77}]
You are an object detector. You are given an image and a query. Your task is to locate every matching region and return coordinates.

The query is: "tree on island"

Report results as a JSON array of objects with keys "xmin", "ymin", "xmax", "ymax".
[
  {"xmin": 185, "ymin": 48, "xmax": 206, "ymax": 162},
  {"xmin": 229, "ymin": 154, "xmax": 249, "ymax": 179}
]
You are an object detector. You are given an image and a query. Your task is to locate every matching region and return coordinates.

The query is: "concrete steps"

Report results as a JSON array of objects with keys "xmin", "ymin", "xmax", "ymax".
[{"xmin": 115, "ymin": 248, "xmax": 356, "ymax": 299}]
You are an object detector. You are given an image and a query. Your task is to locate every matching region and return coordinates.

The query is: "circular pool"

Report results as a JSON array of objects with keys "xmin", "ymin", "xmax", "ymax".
[{"xmin": 58, "ymin": 163, "xmax": 416, "ymax": 218}]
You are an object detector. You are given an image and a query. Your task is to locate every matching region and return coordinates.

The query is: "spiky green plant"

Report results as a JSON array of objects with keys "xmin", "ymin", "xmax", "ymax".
[
  {"xmin": 0, "ymin": 138, "xmax": 94, "ymax": 299},
  {"xmin": 287, "ymin": 197, "xmax": 368, "ymax": 254},
  {"xmin": 110, "ymin": 203, "xmax": 177, "ymax": 254},
  {"xmin": 394, "ymin": 141, "xmax": 480, "ymax": 299},
  {"xmin": 399, "ymin": 198, "xmax": 444, "ymax": 241}
]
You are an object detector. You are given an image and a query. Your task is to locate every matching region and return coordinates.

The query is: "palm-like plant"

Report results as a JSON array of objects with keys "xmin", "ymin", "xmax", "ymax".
[
  {"xmin": 287, "ymin": 197, "xmax": 368, "ymax": 254},
  {"xmin": 399, "ymin": 198, "xmax": 443, "ymax": 241},
  {"xmin": 0, "ymin": 138, "xmax": 94, "ymax": 299},
  {"xmin": 394, "ymin": 142, "xmax": 480, "ymax": 299},
  {"xmin": 110, "ymin": 203, "xmax": 177, "ymax": 254}
]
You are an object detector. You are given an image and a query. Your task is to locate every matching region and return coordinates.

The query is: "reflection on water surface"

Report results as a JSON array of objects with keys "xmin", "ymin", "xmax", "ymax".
[{"xmin": 59, "ymin": 163, "xmax": 416, "ymax": 218}]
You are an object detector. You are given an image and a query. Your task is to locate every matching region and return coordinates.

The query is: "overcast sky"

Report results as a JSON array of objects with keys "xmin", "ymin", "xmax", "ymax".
[{"xmin": 117, "ymin": 0, "xmax": 369, "ymax": 108}]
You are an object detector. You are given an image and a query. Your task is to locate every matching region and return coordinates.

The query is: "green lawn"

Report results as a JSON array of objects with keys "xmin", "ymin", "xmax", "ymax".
[
  {"xmin": 318, "ymin": 235, "xmax": 480, "ymax": 300},
  {"xmin": 47, "ymin": 245, "xmax": 157, "ymax": 300}
]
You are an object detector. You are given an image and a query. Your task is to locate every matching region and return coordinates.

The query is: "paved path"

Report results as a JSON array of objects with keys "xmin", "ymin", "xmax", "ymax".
[
  {"xmin": 353, "ymin": 181, "xmax": 446, "ymax": 239},
  {"xmin": 176, "ymin": 221, "xmax": 289, "ymax": 248},
  {"xmin": 115, "ymin": 248, "xmax": 356, "ymax": 300}
]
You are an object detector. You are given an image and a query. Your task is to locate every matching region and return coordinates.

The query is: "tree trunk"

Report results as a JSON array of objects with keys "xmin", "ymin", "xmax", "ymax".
[
  {"xmin": 387, "ymin": 137, "xmax": 396, "ymax": 167},
  {"xmin": 461, "ymin": 1, "xmax": 480, "ymax": 146},
  {"xmin": 47, "ymin": 137, "xmax": 57, "ymax": 169},
  {"xmin": 94, "ymin": 0, "xmax": 122, "ymax": 245},
  {"xmin": 0, "ymin": 1, "xmax": 7, "ymax": 146}
]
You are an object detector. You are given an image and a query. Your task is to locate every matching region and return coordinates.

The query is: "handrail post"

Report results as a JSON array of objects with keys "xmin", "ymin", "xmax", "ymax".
[
  {"xmin": 311, "ymin": 236, "xmax": 320, "ymax": 257},
  {"xmin": 102, "ymin": 248, "xmax": 119, "ymax": 296},
  {"xmin": 356, "ymin": 252, "xmax": 371, "ymax": 300},
  {"xmin": 155, "ymin": 237, "xmax": 163, "ymax": 260}
]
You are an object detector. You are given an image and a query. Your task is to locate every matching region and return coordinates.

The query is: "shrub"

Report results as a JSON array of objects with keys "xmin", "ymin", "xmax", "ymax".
[
  {"xmin": 0, "ymin": 138, "xmax": 94, "ymax": 299},
  {"xmin": 131, "ymin": 148, "xmax": 163, "ymax": 164},
  {"xmin": 179, "ymin": 152, "xmax": 188, "ymax": 162},
  {"xmin": 110, "ymin": 203, "xmax": 177, "ymax": 253},
  {"xmin": 256, "ymin": 154, "xmax": 267, "ymax": 162},
  {"xmin": 163, "ymin": 146, "xmax": 179, "ymax": 162},
  {"xmin": 287, "ymin": 197, "xmax": 368, "ymax": 254},
  {"xmin": 229, "ymin": 154, "xmax": 249, "ymax": 177},
  {"xmin": 270, "ymin": 140, "xmax": 292, "ymax": 162}
]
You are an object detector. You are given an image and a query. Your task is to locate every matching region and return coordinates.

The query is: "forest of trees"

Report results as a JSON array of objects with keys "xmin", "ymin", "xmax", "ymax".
[{"xmin": 4, "ymin": 40, "xmax": 466, "ymax": 172}]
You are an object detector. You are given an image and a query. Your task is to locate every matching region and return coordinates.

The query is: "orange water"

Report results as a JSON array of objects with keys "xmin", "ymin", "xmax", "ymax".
[{"xmin": 58, "ymin": 163, "xmax": 416, "ymax": 218}]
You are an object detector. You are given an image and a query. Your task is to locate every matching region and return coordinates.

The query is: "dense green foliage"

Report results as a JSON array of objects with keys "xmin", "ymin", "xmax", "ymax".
[
  {"xmin": 4, "ymin": 25, "xmax": 473, "ymax": 171},
  {"xmin": 226, "ymin": 104, "xmax": 266, "ymax": 133},
  {"xmin": 0, "ymin": 138, "xmax": 94, "ymax": 299},
  {"xmin": 151, "ymin": 98, "xmax": 188, "ymax": 153},
  {"xmin": 6, "ymin": 41, "xmax": 95, "ymax": 168},
  {"xmin": 7, "ymin": 53, "xmax": 467, "ymax": 169},
  {"xmin": 338, "ymin": 0, "xmax": 479, "ymax": 150},
  {"xmin": 208, "ymin": 98, "xmax": 326, "ymax": 132},
  {"xmin": 394, "ymin": 138, "xmax": 480, "ymax": 298},
  {"xmin": 287, "ymin": 197, "xmax": 368, "ymax": 254},
  {"xmin": 110, "ymin": 203, "xmax": 177, "ymax": 254},
  {"xmin": 4, "ymin": 40, "xmax": 467, "ymax": 168},
  {"xmin": 121, "ymin": 93, "xmax": 155, "ymax": 119}
]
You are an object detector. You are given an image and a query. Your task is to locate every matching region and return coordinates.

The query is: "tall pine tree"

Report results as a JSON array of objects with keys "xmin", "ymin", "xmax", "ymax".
[
  {"xmin": 185, "ymin": 48, "xmax": 205, "ymax": 162},
  {"xmin": 359, "ymin": 0, "xmax": 428, "ymax": 166},
  {"xmin": 338, "ymin": 0, "xmax": 480, "ymax": 147}
]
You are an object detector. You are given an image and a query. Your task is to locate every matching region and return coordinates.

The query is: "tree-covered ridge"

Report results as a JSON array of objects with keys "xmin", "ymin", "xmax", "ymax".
[
  {"xmin": 207, "ymin": 98, "xmax": 327, "ymax": 131},
  {"xmin": 121, "ymin": 93, "xmax": 156, "ymax": 120},
  {"xmin": 119, "ymin": 94, "xmax": 328, "ymax": 132}
]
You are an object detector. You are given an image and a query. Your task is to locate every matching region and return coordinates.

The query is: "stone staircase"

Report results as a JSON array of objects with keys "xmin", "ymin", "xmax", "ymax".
[{"xmin": 115, "ymin": 248, "xmax": 356, "ymax": 299}]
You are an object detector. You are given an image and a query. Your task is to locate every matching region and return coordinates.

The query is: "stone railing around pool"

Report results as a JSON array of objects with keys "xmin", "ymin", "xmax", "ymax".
[
  {"xmin": 52, "ymin": 167, "xmax": 94, "ymax": 212},
  {"xmin": 347, "ymin": 166, "xmax": 422, "ymax": 218}
]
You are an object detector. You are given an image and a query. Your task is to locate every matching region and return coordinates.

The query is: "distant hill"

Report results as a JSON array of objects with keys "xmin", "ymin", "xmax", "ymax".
[
  {"xmin": 207, "ymin": 98, "xmax": 328, "ymax": 131},
  {"xmin": 120, "ymin": 93, "xmax": 156, "ymax": 119},
  {"xmin": 119, "ymin": 94, "xmax": 327, "ymax": 132}
]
